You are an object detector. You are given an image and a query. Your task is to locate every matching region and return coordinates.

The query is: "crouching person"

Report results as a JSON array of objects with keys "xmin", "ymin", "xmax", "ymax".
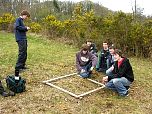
[
  {"xmin": 102, "ymin": 49, "xmax": 134, "ymax": 96},
  {"xmin": 76, "ymin": 44, "xmax": 97, "ymax": 78}
]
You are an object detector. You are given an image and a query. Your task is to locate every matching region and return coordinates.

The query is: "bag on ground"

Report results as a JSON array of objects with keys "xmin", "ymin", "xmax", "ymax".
[{"xmin": 6, "ymin": 75, "xmax": 26, "ymax": 93}]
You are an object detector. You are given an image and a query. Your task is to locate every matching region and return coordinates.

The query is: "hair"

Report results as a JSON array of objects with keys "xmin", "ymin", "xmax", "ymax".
[
  {"xmin": 81, "ymin": 44, "xmax": 89, "ymax": 51},
  {"xmin": 86, "ymin": 39, "xmax": 92, "ymax": 43},
  {"xmin": 102, "ymin": 40, "xmax": 108, "ymax": 45},
  {"xmin": 109, "ymin": 45, "xmax": 116, "ymax": 50},
  {"xmin": 20, "ymin": 10, "xmax": 30, "ymax": 17},
  {"xmin": 114, "ymin": 49, "xmax": 123, "ymax": 57}
]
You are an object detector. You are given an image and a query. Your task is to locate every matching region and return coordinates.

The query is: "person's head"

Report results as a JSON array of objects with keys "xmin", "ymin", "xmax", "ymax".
[
  {"xmin": 109, "ymin": 46, "xmax": 115, "ymax": 55},
  {"xmin": 102, "ymin": 41, "xmax": 108, "ymax": 50},
  {"xmin": 86, "ymin": 39, "xmax": 92, "ymax": 47},
  {"xmin": 114, "ymin": 49, "xmax": 123, "ymax": 61},
  {"xmin": 81, "ymin": 44, "xmax": 89, "ymax": 54},
  {"xmin": 20, "ymin": 10, "xmax": 30, "ymax": 20}
]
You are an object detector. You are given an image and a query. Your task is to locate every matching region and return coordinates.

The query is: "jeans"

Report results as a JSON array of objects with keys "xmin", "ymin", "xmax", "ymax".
[
  {"xmin": 79, "ymin": 62, "xmax": 92, "ymax": 78},
  {"xmin": 105, "ymin": 77, "xmax": 131, "ymax": 96},
  {"xmin": 15, "ymin": 40, "xmax": 27, "ymax": 70}
]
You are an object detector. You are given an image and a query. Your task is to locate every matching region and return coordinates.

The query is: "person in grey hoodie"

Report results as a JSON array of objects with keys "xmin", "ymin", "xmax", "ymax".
[{"xmin": 76, "ymin": 44, "xmax": 97, "ymax": 78}]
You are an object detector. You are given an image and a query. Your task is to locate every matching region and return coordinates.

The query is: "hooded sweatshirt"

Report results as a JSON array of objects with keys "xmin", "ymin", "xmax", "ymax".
[{"xmin": 76, "ymin": 50, "xmax": 97, "ymax": 72}]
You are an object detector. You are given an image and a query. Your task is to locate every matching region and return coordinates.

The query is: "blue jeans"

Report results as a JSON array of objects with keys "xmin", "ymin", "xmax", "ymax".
[
  {"xmin": 105, "ymin": 77, "xmax": 131, "ymax": 96},
  {"xmin": 79, "ymin": 63, "xmax": 92, "ymax": 78}
]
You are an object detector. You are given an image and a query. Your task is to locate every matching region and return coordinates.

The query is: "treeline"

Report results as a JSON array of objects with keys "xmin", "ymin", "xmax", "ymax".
[{"xmin": 0, "ymin": 0, "xmax": 152, "ymax": 58}]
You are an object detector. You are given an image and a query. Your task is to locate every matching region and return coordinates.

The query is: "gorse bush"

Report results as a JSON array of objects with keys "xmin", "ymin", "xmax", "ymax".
[
  {"xmin": 43, "ymin": 15, "xmax": 64, "ymax": 37},
  {"xmin": 0, "ymin": 13, "xmax": 15, "ymax": 31},
  {"xmin": 0, "ymin": 9, "xmax": 152, "ymax": 58},
  {"xmin": 30, "ymin": 22, "xmax": 41, "ymax": 33}
]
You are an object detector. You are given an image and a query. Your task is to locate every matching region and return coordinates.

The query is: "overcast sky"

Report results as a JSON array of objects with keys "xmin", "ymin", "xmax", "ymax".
[{"xmin": 58, "ymin": 0, "xmax": 152, "ymax": 16}]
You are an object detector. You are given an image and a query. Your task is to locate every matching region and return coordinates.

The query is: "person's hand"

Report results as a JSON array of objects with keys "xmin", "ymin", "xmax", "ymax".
[
  {"xmin": 81, "ymin": 69, "xmax": 85, "ymax": 73},
  {"xmin": 90, "ymin": 66, "xmax": 94, "ymax": 71},
  {"xmin": 26, "ymin": 27, "xmax": 30, "ymax": 30},
  {"xmin": 102, "ymin": 76, "xmax": 108, "ymax": 84},
  {"xmin": 110, "ymin": 65, "xmax": 114, "ymax": 71}
]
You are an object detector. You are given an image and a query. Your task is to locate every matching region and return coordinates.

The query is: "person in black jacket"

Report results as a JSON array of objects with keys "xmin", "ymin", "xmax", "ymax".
[
  {"xmin": 96, "ymin": 41, "xmax": 110, "ymax": 72},
  {"xmin": 86, "ymin": 39, "xmax": 98, "ymax": 56},
  {"xmin": 14, "ymin": 10, "xmax": 30, "ymax": 74},
  {"xmin": 102, "ymin": 49, "xmax": 134, "ymax": 96}
]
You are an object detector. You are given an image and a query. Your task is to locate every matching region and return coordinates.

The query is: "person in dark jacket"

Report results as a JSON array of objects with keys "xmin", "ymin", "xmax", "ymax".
[
  {"xmin": 86, "ymin": 39, "xmax": 98, "ymax": 56},
  {"xmin": 102, "ymin": 49, "xmax": 134, "ymax": 96},
  {"xmin": 96, "ymin": 41, "xmax": 110, "ymax": 72},
  {"xmin": 76, "ymin": 44, "xmax": 97, "ymax": 78},
  {"xmin": 0, "ymin": 80, "xmax": 15, "ymax": 97},
  {"xmin": 14, "ymin": 10, "xmax": 30, "ymax": 75}
]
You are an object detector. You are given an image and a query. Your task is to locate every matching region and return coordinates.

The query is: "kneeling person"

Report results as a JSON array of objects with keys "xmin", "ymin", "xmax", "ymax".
[
  {"xmin": 76, "ymin": 44, "xmax": 97, "ymax": 78},
  {"xmin": 102, "ymin": 49, "xmax": 134, "ymax": 96}
]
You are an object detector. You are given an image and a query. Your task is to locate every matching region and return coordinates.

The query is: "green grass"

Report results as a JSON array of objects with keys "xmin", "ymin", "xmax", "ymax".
[{"xmin": 0, "ymin": 31, "xmax": 152, "ymax": 114}]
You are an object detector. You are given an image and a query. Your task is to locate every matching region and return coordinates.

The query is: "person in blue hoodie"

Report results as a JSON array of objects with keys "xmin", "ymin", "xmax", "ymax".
[{"xmin": 14, "ymin": 10, "xmax": 30, "ymax": 74}]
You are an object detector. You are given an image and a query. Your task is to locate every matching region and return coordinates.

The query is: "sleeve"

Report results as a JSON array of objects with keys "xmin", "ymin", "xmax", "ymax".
[
  {"xmin": 90, "ymin": 53, "xmax": 98, "ymax": 67},
  {"xmin": 96, "ymin": 50, "xmax": 102, "ymax": 69},
  {"xmin": 76, "ymin": 53, "xmax": 82, "ymax": 72},
  {"xmin": 92, "ymin": 43, "xmax": 98, "ymax": 53},
  {"xmin": 15, "ymin": 18, "xmax": 28, "ymax": 32}
]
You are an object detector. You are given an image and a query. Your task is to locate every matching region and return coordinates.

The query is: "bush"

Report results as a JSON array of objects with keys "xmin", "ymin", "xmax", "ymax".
[
  {"xmin": 0, "ymin": 13, "xmax": 15, "ymax": 31},
  {"xmin": 30, "ymin": 22, "xmax": 42, "ymax": 33}
]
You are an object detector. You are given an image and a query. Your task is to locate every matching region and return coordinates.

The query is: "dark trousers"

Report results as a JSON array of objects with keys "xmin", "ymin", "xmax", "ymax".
[
  {"xmin": 0, "ymin": 81, "xmax": 4, "ymax": 94},
  {"xmin": 15, "ymin": 40, "xmax": 27, "ymax": 70}
]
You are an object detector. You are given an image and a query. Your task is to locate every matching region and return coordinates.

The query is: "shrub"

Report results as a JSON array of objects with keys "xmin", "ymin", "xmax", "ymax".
[
  {"xmin": 0, "ymin": 13, "xmax": 15, "ymax": 31},
  {"xmin": 30, "ymin": 22, "xmax": 42, "ymax": 33}
]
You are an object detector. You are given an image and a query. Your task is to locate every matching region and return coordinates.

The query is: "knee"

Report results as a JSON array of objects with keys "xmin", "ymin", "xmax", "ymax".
[{"xmin": 112, "ymin": 79, "xmax": 120, "ymax": 85}]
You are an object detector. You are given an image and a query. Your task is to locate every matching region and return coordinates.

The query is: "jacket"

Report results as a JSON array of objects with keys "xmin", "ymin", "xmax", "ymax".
[
  {"xmin": 76, "ymin": 51, "xmax": 97, "ymax": 72},
  {"xmin": 14, "ymin": 17, "xmax": 28, "ymax": 41},
  {"xmin": 112, "ymin": 57, "xmax": 134, "ymax": 82}
]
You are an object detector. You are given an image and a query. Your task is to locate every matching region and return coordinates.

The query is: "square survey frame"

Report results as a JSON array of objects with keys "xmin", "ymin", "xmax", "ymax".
[{"xmin": 43, "ymin": 73, "xmax": 105, "ymax": 99}]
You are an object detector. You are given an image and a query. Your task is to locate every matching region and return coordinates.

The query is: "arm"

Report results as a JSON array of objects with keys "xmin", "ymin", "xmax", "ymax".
[
  {"xmin": 90, "ymin": 53, "xmax": 98, "ymax": 69},
  {"xmin": 76, "ymin": 53, "xmax": 82, "ymax": 72},
  {"xmin": 15, "ymin": 18, "xmax": 28, "ymax": 32}
]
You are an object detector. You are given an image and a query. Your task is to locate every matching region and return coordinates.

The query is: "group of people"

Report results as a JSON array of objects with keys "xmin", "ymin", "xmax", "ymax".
[
  {"xmin": 0, "ymin": 10, "xmax": 134, "ymax": 97},
  {"xmin": 76, "ymin": 40, "xmax": 134, "ymax": 97}
]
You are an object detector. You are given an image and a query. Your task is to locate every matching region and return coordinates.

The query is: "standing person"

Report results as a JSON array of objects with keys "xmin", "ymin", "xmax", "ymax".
[
  {"xmin": 86, "ymin": 39, "xmax": 98, "ymax": 56},
  {"xmin": 76, "ymin": 44, "xmax": 97, "ymax": 78},
  {"xmin": 14, "ymin": 10, "xmax": 30, "ymax": 75},
  {"xmin": 102, "ymin": 49, "xmax": 134, "ymax": 96},
  {"xmin": 96, "ymin": 41, "xmax": 110, "ymax": 72}
]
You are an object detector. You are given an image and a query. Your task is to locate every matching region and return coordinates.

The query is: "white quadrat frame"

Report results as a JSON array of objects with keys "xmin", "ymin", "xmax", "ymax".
[{"xmin": 43, "ymin": 73, "xmax": 105, "ymax": 99}]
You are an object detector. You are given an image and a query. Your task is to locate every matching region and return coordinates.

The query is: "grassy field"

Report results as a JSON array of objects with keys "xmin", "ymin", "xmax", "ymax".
[{"xmin": 0, "ymin": 31, "xmax": 152, "ymax": 114}]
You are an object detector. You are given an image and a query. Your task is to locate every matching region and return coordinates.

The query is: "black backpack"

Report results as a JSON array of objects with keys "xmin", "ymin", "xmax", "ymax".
[{"xmin": 6, "ymin": 75, "xmax": 26, "ymax": 93}]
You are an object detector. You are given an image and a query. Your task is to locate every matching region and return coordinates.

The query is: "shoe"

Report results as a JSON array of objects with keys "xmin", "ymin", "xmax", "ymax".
[
  {"xmin": 125, "ymin": 86, "xmax": 130, "ymax": 90},
  {"xmin": 8, "ymin": 91, "xmax": 15, "ymax": 96},
  {"xmin": 1, "ymin": 92, "xmax": 9, "ymax": 97},
  {"xmin": 22, "ymin": 67, "xmax": 29, "ymax": 70},
  {"xmin": 19, "ymin": 66, "xmax": 29, "ymax": 72},
  {"xmin": 120, "ymin": 91, "xmax": 129, "ymax": 97}
]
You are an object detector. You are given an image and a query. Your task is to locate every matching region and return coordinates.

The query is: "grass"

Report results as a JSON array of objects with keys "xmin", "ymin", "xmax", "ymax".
[{"xmin": 0, "ymin": 31, "xmax": 152, "ymax": 114}]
